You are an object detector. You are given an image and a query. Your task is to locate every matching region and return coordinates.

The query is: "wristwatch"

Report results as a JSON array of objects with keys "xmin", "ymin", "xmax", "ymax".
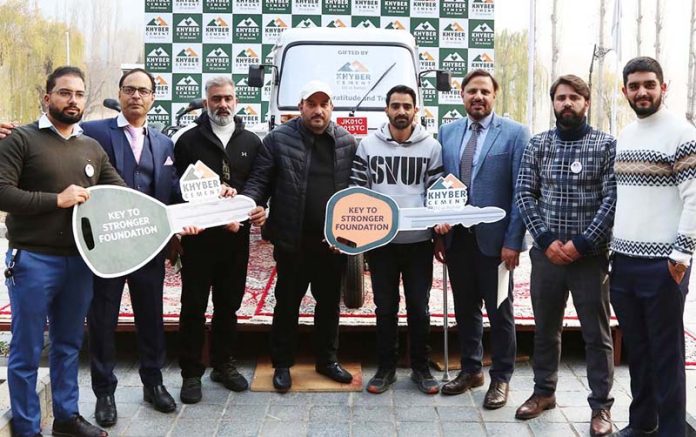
[{"xmin": 668, "ymin": 259, "xmax": 689, "ymax": 275}]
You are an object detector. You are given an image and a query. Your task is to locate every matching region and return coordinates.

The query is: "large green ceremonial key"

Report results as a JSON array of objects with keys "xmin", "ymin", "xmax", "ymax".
[{"xmin": 72, "ymin": 185, "xmax": 256, "ymax": 278}]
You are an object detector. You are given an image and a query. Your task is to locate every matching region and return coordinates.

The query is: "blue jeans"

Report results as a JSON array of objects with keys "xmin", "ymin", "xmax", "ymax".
[{"xmin": 6, "ymin": 249, "xmax": 93, "ymax": 437}]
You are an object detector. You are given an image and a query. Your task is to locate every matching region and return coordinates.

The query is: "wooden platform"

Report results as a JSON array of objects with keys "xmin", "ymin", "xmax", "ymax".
[{"xmin": 250, "ymin": 357, "xmax": 363, "ymax": 392}]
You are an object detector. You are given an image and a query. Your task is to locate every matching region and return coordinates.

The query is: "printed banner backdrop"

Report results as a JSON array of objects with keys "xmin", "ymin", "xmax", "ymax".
[{"xmin": 144, "ymin": 0, "xmax": 495, "ymax": 130}]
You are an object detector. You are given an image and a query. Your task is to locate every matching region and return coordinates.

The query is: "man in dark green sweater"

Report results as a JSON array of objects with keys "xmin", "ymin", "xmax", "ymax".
[{"xmin": 0, "ymin": 66, "xmax": 124, "ymax": 437}]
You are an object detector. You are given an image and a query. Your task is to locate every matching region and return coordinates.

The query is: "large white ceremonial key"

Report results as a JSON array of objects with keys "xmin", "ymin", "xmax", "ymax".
[
  {"xmin": 398, "ymin": 205, "xmax": 505, "ymax": 231},
  {"xmin": 73, "ymin": 185, "xmax": 255, "ymax": 278}
]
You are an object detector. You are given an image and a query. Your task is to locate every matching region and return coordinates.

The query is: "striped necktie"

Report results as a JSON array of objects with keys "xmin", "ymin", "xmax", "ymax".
[{"xmin": 459, "ymin": 121, "xmax": 481, "ymax": 190}]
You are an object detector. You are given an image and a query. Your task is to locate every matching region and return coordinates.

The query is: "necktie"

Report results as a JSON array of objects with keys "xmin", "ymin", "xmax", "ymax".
[
  {"xmin": 125, "ymin": 125, "xmax": 144, "ymax": 163},
  {"xmin": 459, "ymin": 121, "xmax": 481, "ymax": 190}
]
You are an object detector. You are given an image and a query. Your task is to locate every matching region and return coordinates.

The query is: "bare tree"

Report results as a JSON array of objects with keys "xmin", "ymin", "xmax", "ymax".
[
  {"xmin": 549, "ymin": 0, "xmax": 559, "ymax": 127},
  {"xmin": 655, "ymin": 0, "xmax": 663, "ymax": 62},
  {"xmin": 688, "ymin": 0, "xmax": 696, "ymax": 125},
  {"xmin": 636, "ymin": 0, "xmax": 643, "ymax": 55},
  {"xmin": 595, "ymin": 0, "xmax": 607, "ymax": 130}
]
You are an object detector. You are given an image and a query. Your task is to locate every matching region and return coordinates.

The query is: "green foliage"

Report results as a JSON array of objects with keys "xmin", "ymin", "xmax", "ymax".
[{"xmin": 0, "ymin": 0, "xmax": 84, "ymax": 123}]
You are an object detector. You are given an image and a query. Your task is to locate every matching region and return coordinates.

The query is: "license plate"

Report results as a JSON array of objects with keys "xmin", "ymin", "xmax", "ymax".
[{"xmin": 337, "ymin": 117, "xmax": 368, "ymax": 135}]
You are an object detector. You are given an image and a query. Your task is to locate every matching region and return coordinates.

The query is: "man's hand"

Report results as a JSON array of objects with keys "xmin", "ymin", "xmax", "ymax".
[
  {"xmin": 560, "ymin": 240, "xmax": 582, "ymax": 262},
  {"xmin": 249, "ymin": 206, "xmax": 267, "ymax": 227},
  {"xmin": 667, "ymin": 260, "xmax": 688, "ymax": 284},
  {"xmin": 220, "ymin": 185, "xmax": 236, "ymax": 198},
  {"xmin": 434, "ymin": 236, "xmax": 446, "ymax": 263},
  {"xmin": 57, "ymin": 184, "xmax": 90, "ymax": 208},
  {"xmin": 0, "ymin": 122, "xmax": 16, "ymax": 140},
  {"xmin": 501, "ymin": 247, "xmax": 520, "ymax": 270},
  {"xmin": 544, "ymin": 240, "xmax": 574, "ymax": 265},
  {"xmin": 179, "ymin": 225, "xmax": 204, "ymax": 236},
  {"xmin": 166, "ymin": 236, "xmax": 183, "ymax": 266},
  {"xmin": 225, "ymin": 222, "xmax": 242, "ymax": 233},
  {"xmin": 433, "ymin": 223, "xmax": 452, "ymax": 235}
]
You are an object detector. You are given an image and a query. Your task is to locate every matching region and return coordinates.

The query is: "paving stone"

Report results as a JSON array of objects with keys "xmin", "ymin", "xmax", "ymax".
[
  {"xmin": 222, "ymin": 403, "xmax": 269, "ymax": 422},
  {"xmin": 478, "ymin": 405, "xmax": 520, "ymax": 422},
  {"xmin": 351, "ymin": 405, "xmax": 395, "ymax": 422},
  {"xmin": 351, "ymin": 421, "xmax": 397, "ymax": 437},
  {"xmin": 524, "ymin": 405, "xmax": 569, "ymax": 423},
  {"xmin": 561, "ymin": 406, "xmax": 592, "ymax": 423},
  {"xmin": 485, "ymin": 421, "xmax": 534, "ymax": 436},
  {"xmin": 307, "ymin": 421, "xmax": 351, "ymax": 437},
  {"xmin": 179, "ymin": 403, "xmax": 225, "ymax": 420},
  {"xmin": 435, "ymin": 405, "xmax": 480, "ymax": 422},
  {"xmin": 260, "ymin": 420, "xmax": 308, "ymax": 437},
  {"xmin": 269, "ymin": 392, "xmax": 313, "ymax": 405},
  {"xmin": 196, "ymin": 387, "xmax": 233, "ymax": 405},
  {"xmin": 352, "ymin": 390, "xmax": 394, "ymax": 407},
  {"xmin": 528, "ymin": 421, "xmax": 578, "ymax": 437},
  {"xmin": 308, "ymin": 392, "xmax": 351, "ymax": 405},
  {"xmin": 441, "ymin": 422, "xmax": 487, "ymax": 437},
  {"xmin": 216, "ymin": 420, "xmax": 264, "ymax": 437},
  {"xmin": 433, "ymin": 392, "xmax": 475, "ymax": 407},
  {"xmin": 397, "ymin": 421, "xmax": 442, "ymax": 437},
  {"xmin": 122, "ymin": 417, "xmax": 175, "ymax": 436},
  {"xmin": 393, "ymin": 390, "xmax": 439, "ymax": 407},
  {"xmin": 267, "ymin": 404, "xmax": 310, "ymax": 421},
  {"xmin": 169, "ymin": 418, "xmax": 220, "ymax": 437},
  {"xmin": 230, "ymin": 391, "xmax": 274, "ymax": 405},
  {"xmin": 556, "ymin": 390, "xmax": 592, "ymax": 407},
  {"xmin": 394, "ymin": 406, "xmax": 438, "ymax": 422},
  {"xmin": 309, "ymin": 404, "xmax": 351, "ymax": 422}
]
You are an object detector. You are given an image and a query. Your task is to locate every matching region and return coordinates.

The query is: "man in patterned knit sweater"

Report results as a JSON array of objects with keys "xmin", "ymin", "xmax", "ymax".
[
  {"xmin": 515, "ymin": 75, "xmax": 616, "ymax": 436},
  {"xmin": 611, "ymin": 57, "xmax": 696, "ymax": 437}
]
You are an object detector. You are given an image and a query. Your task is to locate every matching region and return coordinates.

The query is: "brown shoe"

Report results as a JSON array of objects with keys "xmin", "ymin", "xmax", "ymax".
[
  {"xmin": 483, "ymin": 380, "xmax": 509, "ymax": 409},
  {"xmin": 590, "ymin": 409, "xmax": 612, "ymax": 436},
  {"xmin": 441, "ymin": 371, "xmax": 484, "ymax": 395},
  {"xmin": 515, "ymin": 393, "xmax": 556, "ymax": 420}
]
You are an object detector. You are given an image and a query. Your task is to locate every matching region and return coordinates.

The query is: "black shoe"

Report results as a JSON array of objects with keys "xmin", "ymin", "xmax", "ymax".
[
  {"xmin": 143, "ymin": 385, "xmax": 176, "ymax": 413},
  {"xmin": 52, "ymin": 414, "xmax": 108, "ymax": 437},
  {"xmin": 273, "ymin": 367, "xmax": 292, "ymax": 392},
  {"xmin": 211, "ymin": 361, "xmax": 249, "ymax": 392},
  {"xmin": 611, "ymin": 425, "xmax": 658, "ymax": 437},
  {"xmin": 366, "ymin": 368, "xmax": 396, "ymax": 394},
  {"xmin": 180, "ymin": 377, "xmax": 202, "ymax": 404},
  {"xmin": 441, "ymin": 371, "xmax": 484, "ymax": 395},
  {"xmin": 315, "ymin": 362, "xmax": 353, "ymax": 384},
  {"xmin": 411, "ymin": 368, "xmax": 439, "ymax": 395},
  {"xmin": 94, "ymin": 394, "xmax": 117, "ymax": 427}
]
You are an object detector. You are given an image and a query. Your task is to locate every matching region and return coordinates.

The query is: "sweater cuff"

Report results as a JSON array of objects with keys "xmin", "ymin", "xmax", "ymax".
[
  {"xmin": 571, "ymin": 234, "xmax": 593, "ymax": 256},
  {"xmin": 535, "ymin": 231, "xmax": 558, "ymax": 251},
  {"xmin": 669, "ymin": 249, "xmax": 691, "ymax": 266}
]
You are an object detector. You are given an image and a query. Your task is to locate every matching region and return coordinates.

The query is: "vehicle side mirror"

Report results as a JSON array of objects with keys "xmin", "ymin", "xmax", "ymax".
[
  {"xmin": 248, "ymin": 65, "xmax": 265, "ymax": 88},
  {"xmin": 435, "ymin": 71, "xmax": 452, "ymax": 92}
]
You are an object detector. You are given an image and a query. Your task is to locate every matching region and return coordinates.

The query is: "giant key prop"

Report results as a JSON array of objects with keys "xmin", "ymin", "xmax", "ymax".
[
  {"xmin": 324, "ymin": 174, "xmax": 506, "ymax": 255},
  {"xmin": 73, "ymin": 161, "xmax": 256, "ymax": 278}
]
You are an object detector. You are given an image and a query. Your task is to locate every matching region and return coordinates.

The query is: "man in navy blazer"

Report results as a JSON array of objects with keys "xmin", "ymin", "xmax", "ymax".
[
  {"xmin": 82, "ymin": 69, "xmax": 180, "ymax": 427},
  {"xmin": 434, "ymin": 69, "xmax": 529, "ymax": 409}
]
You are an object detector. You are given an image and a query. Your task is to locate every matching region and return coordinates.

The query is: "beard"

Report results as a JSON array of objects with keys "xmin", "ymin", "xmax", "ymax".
[
  {"xmin": 389, "ymin": 115, "xmax": 412, "ymax": 130},
  {"xmin": 629, "ymin": 93, "xmax": 662, "ymax": 117},
  {"xmin": 554, "ymin": 108, "xmax": 585, "ymax": 129},
  {"xmin": 49, "ymin": 104, "xmax": 83, "ymax": 124},
  {"xmin": 208, "ymin": 108, "xmax": 234, "ymax": 126}
]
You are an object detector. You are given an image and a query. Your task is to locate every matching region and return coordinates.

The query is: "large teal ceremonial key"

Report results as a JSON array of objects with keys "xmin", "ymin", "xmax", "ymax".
[{"xmin": 72, "ymin": 185, "xmax": 256, "ymax": 278}]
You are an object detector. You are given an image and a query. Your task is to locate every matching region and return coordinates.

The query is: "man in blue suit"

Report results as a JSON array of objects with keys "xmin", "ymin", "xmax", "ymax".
[
  {"xmin": 82, "ymin": 68, "xmax": 180, "ymax": 426},
  {"xmin": 434, "ymin": 69, "xmax": 529, "ymax": 409}
]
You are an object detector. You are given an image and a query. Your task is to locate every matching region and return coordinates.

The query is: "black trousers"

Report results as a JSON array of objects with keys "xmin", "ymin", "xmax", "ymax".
[
  {"xmin": 445, "ymin": 228, "xmax": 516, "ymax": 382},
  {"xmin": 529, "ymin": 248, "xmax": 614, "ymax": 410},
  {"xmin": 368, "ymin": 240, "xmax": 433, "ymax": 371},
  {"xmin": 178, "ymin": 226, "xmax": 250, "ymax": 378},
  {"xmin": 270, "ymin": 239, "xmax": 346, "ymax": 368},
  {"xmin": 610, "ymin": 254, "xmax": 690, "ymax": 436},
  {"xmin": 89, "ymin": 252, "xmax": 166, "ymax": 396}
]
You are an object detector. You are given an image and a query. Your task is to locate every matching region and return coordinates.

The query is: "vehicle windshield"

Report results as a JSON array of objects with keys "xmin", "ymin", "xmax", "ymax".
[{"xmin": 277, "ymin": 43, "xmax": 418, "ymax": 111}]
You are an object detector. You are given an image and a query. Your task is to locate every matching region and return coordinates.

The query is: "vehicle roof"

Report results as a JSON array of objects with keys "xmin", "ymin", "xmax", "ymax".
[{"xmin": 275, "ymin": 28, "xmax": 417, "ymax": 49}]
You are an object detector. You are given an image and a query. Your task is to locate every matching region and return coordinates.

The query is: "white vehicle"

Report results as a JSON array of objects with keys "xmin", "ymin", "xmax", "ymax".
[{"xmin": 247, "ymin": 27, "xmax": 451, "ymax": 139}]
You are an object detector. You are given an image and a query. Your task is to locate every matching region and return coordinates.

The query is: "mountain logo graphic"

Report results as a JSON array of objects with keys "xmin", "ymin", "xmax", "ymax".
[
  {"xmin": 155, "ymin": 76, "xmax": 168, "ymax": 86},
  {"xmin": 443, "ymin": 109, "xmax": 464, "ymax": 119},
  {"xmin": 297, "ymin": 18, "xmax": 317, "ymax": 28},
  {"xmin": 177, "ymin": 48, "xmax": 199, "ymax": 58},
  {"xmin": 423, "ymin": 108, "xmax": 435, "ymax": 118},
  {"xmin": 147, "ymin": 17, "xmax": 169, "ymax": 27},
  {"xmin": 421, "ymin": 79, "xmax": 435, "ymax": 89},
  {"xmin": 443, "ymin": 22, "xmax": 465, "ymax": 32},
  {"xmin": 473, "ymin": 23, "xmax": 493, "ymax": 33},
  {"xmin": 207, "ymin": 17, "xmax": 230, "ymax": 27},
  {"xmin": 177, "ymin": 17, "xmax": 199, "ymax": 27},
  {"xmin": 148, "ymin": 47, "xmax": 169, "ymax": 57},
  {"xmin": 327, "ymin": 19, "xmax": 347, "ymax": 28},
  {"xmin": 337, "ymin": 61, "xmax": 369, "ymax": 73},
  {"xmin": 238, "ymin": 17, "xmax": 258, "ymax": 27},
  {"xmin": 236, "ymin": 106, "xmax": 258, "ymax": 116},
  {"xmin": 266, "ymin": 18, "xmax": 288, "ymax": 28},
  {"xmin": 473, "ymin": 53, "xmax": 494, "ymax": 63},
  {"xmin": 443, "ymin": 53, "xmax": 465, "ymax": 62},
  {"xmin": 236, "ymin": 77, "xmax": 249, "ymax": 86},
  {"xmin": 419, "ymin": 51, "xmax": 435, "ymax": 61},
  {"xmin": 356, "ymin": 19, "xmax": 377, "ymax": 28},
  {"xmin": 473, "ymin": 0, "xmax": 494, "ymax": 4},
  {"xmin": 415, "ymin": 21, "xmax": 435, "ymax": 31},
  {"xmin": 149, "ymin": 105, "xmax": 169, "ymax": 115},
  {"xmin": 385, "ymin": 20, "xmax": 405, "ymax": 30},
  {"xmin": 177, "ymin": 76, "xmax": 199, "ymax": 86},
  {"xmin": 236, "ymin": 48, "xmax": 259, "ymax": 58},
  {"xmin": 207, "ymin": 47, "xmax": 229, "ymax": 58},
  {"xmin": 182, "ymin": 161, "xmax": 218, "ymax": 182}
]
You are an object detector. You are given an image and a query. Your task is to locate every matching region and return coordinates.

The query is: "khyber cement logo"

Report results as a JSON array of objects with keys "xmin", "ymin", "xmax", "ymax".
[
  {"xmin": 471, "ymin": 51, "xmax": 494, "ymax": 71},
  {"xmin": 148, "ymin": 104, "xmax": 171, "ymax": 125},
  {"xmin": 441, "ymin": 108, "xmax": 465, "ymax": 124},
  {"xmin": 441, "ymin": 50, "xmax": 467, "ymax": 76},
  {"xmin": 174, "ymin": 75, "xmax": 201, "ymax": 101},
  {"xmin": 326, "ymin": 18, "xmax": 348, "ymax": 28},
  {"xmin": 441, "ymin": 20, "xmax": 467, "ymax": 46},
  {"xmin": 235, "ymin": 105, "xmax": 261, "ymax": 126},
  {"xmin": 336, "ymin": 61, "xmax": 371, "ymax": 90},
  {"xmin": 174, "ymin": 16, "xmax": 202, "ymax": 42},
  {"xmin": 353, "ymin": 17, "xmax": 378, "ymax": 28},
  {"xmin": 204, "ymin": 46, "xmax": 231, "ymax": 73},
  {"xmin": 470, "ymin": 21, "xmax": 494, "ymax": 47},
  {"xmin": 264, "ymin": 17, "xmax": 289, "ymax": 40},
  {"xmin": 145, "ymin": 16, "xmax": 171, "ymax": 40},
  {"xmin": 174, "ymin": 0, "xmax": 202, "ymax": 11},
  {"xmin": 145, "ymin": 45, "xmax": 171, "ymax": 72},
  {"xmin": 233, "ymin": 16, "xmax": 260, "ymax": 43},
  {"xmin": 154, "ymin": 75, "xmax": 170, "ymax": 100},
  {"xmin": 419, "ymin": 50, "xmax": 437, "ymax": 71},
  {"xmin": 205, "ymin": 16, "xmax": 231, "ymax": 41},
  {"xmin": 471, "ymin": 0, "xmax": 494, "ymax": 17},
  {"xmin": 234, "ymin": 48, "xmax": 261, "ymax": 72},
  {"xmin": 412, "ymin": 19, "xmax": 438, "ymax": 46},
  {"xmin": 174, "ymin": 46, "xmax": 201, "ymax": 72},
  {"xmin": 384, "ymin": 19, "xmax": 406, "ymax": 30}
]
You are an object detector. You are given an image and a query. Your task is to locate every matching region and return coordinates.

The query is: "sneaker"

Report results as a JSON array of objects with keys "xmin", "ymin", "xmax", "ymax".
[
  {"xmin": 366, "ymin": 368, "xmax": 397, "ymax": 394},
  {"xmin": 211, "ymin": 361, "xmax": 249, "ymax": 392},
  {"xmin": 411, "ymin": 368, "xmax": 440, "ymax": 395},
  {"xmin": 180, "ymin": 377, "xmax": 202, "ymax": 404}
]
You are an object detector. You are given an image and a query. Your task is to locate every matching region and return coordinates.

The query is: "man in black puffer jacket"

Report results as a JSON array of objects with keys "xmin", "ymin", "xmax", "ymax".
[
  {"xmin": 174, "ymin": 77, "xmax": 261, "ymax": 404},
  {"xmin": 243, "ymin": 80, "xmax": 357, "ymax": 391}
]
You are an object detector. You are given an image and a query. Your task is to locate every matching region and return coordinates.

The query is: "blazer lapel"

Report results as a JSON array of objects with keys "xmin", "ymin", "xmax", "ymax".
[
  {"xmin": 149, "ymin": 131, "xmax": 163, "ymax": 191},
  {"xmin": 472, "ymin": 115, "xmax": 501, "ymax": 181},
  {"xmin": 109, "ymin": 118, "xmax": 127, "ymax": 175},
  {"xmin": 453, "ymin": 119, "xmax": 468, "ymax": 179}
]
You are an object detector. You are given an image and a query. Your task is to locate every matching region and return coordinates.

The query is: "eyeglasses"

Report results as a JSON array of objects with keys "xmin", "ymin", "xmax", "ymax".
[
  {"xmin": 120, "ymin": 86, "xmax": 153, "ymax": 96},
  {"xmin": 51, "ymin": 89, "xmax": 86, "ymax": 100}
]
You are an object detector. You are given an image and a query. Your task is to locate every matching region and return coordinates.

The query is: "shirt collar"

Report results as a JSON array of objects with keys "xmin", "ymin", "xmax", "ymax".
[
  {"xmin": 467, "ymin": 112, "xmax": 494, "ymax": 130},
  {"xmin": 117, "ymin": 112, "xmax": 149, "ymax": 134},
  {"xmin": 38, "ymin": 113, "xmax": 83, "ymax": 139}
]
